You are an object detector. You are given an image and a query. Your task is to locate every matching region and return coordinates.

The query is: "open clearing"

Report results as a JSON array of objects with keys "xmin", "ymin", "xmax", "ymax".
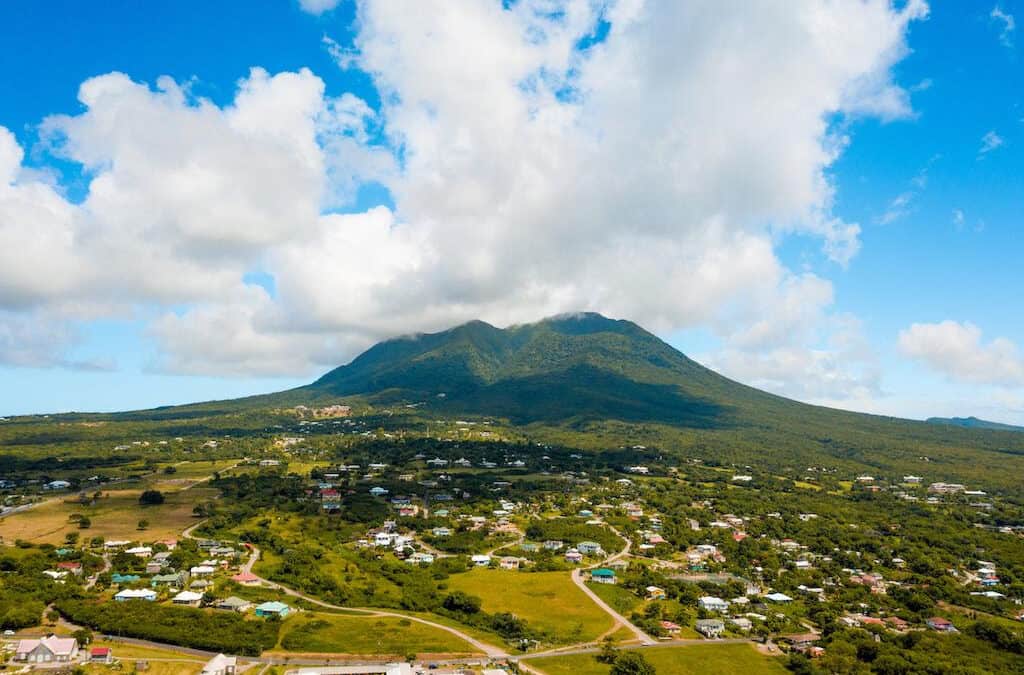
[
  {"xmin": 0, "ymin": 486, "xmax": 217, "ymax": 545},
  {"xmin": 275, "ymin": 612, "xmax": 479, "ymax": 656},
  {"xmin": 529, "ymin": 643, "xmax": 788, "ymax": 675},
  {"xmin": 445, "ymin": 568, "xmax": 613, "ymax": 644}
]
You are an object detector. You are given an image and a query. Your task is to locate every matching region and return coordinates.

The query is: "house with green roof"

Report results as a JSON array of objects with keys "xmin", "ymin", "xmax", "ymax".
[
  {"xmin": 254, "ymin": 601, "xmax": 290, "ymax": 618},
  {"xmin": 590, "ymin": 568, "xmax": 616, "ymax": 584}
]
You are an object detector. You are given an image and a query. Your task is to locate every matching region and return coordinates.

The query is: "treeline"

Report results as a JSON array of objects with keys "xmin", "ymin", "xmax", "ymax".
[{"xmin": 55, "ymin": 599, "xmax": 280, "ymax": 656}]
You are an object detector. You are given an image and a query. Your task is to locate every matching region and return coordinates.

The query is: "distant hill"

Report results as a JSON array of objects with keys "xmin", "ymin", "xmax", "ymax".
[
  {"xmin": 927, "ymin": 416, "xmax": 1024, "ymax": 433},
  {"xmin": 68, "ymin": 312, "xmax": 1024, "ymax": 491}
]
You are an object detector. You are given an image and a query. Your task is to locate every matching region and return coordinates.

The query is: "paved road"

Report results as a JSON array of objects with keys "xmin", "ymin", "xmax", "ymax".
[
  {"xmin": 567, "ymin": 524, "xmax": 655, "ymax": 646},
  {"xmin": 182, "ymin": 525, "xmax": 510, "ymax": 659}
]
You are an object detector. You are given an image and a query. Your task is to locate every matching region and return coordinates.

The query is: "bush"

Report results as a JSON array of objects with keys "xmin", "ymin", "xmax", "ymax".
[{"xmin": 139, "ymin": 490, "xmax": 165, "ymax": 505}]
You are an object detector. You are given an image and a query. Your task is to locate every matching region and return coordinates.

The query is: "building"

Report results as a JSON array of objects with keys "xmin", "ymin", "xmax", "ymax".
[
  {"xmin": 577, "ymin": 541, "xmax": 603, "ymax": 556},
  {"xmin": 115, "ymin": 588, "xmax": 157, "ymax": 601},
  {"xmin": 590, "ymin": 568, "xmax": 616, "ymax": 584},
  {"xmin": 217, "ymin": 596, "xmax": 253, "ymax": 612},
  {"xmin": 764, "ymin": 592, "xmax": 793, "ymax": 603},
  {"xmin": 14, "ymin": 636, "xmax": 79, "ymax": 663},
  {"xmin": 471, "ymin": 554, "xmax": 492, "ymax": 567},
  {"xmin": 90, "ymin": 647, "xmax": 113, "ymax": 663},
  {"xmin": 646, "ymin": 586, "xmax": 666, "ymax": 600},
  {"xmin": 231, "ymin": 571, "xmax": 260, "ymax": 585},
  {"xmin": 255, "ymin": 601, "xmax": 291, "ymax": 618},
  {"xmin": 201, "ymin": 653, "xmax": 237, "ymax": 675},
  {"xmin": 698, "ymin": 596, "xmax": 729, "ymax": 612},
  {"xmin": 565, "ymin": 549, "xmax": 583, "ymax": 563},
  {"xmin": 172, "ymin": 590, "xmax": 204, "ymax": 606},
  {"xmin": 927, "ymin": 617, "xmax": 957, "ymax": 632},
  {"xmin": 696, "ymin": 619, "xmax": 725, "ymax": 638}
]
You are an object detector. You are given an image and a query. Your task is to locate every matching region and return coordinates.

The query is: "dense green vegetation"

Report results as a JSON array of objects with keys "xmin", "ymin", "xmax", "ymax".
[{"xmin": 56, "ymin": 599, "xmax": 280, "ymax": 655}]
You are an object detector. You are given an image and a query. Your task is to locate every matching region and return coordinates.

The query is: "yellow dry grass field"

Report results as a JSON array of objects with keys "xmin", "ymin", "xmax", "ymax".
[{"xmin": 0, "ymin": 486, "xmax": 218, "ymax": 545}]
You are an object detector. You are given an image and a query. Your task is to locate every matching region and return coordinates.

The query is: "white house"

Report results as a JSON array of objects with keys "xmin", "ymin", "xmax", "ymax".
[
  {"xmin": 471, "ymin": 554, "xmax": 492, "ymax": 567},
  {"xmin": 698, "ymin": 596, "xmax": 730, "ymax": 612},
  {"xmin": 201, "ymin": 653, "xmax": 237, "ymax": 675},
  {"xmin": 172, "ymin": 590, "xmax": 204, "ymax": 606},
  {"xmin": 115, "ymin": 588, "xmax": 157, "ymax": 601}
]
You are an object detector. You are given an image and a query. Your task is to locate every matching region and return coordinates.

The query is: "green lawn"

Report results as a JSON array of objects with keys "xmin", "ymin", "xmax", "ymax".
[
  {"xmin": 276, "ymin": 612, "xmax": 479, "ymax": 656},
  {"xmin": 588, "ymin": 582, "xmax": 642, "ymax": 615},
  {"xmin": 529, "ymin": 644, "xmax": 788, "ymax": 675},
  {"xmin": 445, "ymin": 569, "xmax": 614, "ymax": 644}
]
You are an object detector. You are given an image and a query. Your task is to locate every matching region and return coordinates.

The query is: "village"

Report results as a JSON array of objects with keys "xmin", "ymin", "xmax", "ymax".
[{"xmin": 3, "ymin": 421, "xmax": 1023, "ymax": 675}]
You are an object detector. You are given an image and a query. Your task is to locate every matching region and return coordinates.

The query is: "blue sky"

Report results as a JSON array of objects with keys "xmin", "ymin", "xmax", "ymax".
[{"xmin": 0, "ymin": 0, "xmax": 1022, "ymax": 422}]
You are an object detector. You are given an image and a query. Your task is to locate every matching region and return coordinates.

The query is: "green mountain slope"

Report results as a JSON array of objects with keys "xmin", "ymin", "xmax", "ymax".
[
  {"xmin": 927, "ymin": 416, "xmax": 1024, "ymax": 432},
  {"xmin": 304, "ymin": 313, "xmax": 775, "ymax": 426}
]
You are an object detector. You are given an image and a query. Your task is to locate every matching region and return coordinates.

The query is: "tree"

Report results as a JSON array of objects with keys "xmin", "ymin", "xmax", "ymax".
[
  {"xmin": 72, "ymin": 628, "xmax": 93, "ymax": 647},
  {"xmin": 442, "ymin": 591, "xmax": 481, "ymax": 614},
  {"xmin": 139, "ymin": 490, "xmax": 165, "ymax": 505},
  {"xmin": 163, "ymin": 465, "xmax": 177, "ymax": 474},
  {"xmin": 137, "ymin": 519, "xmax": 149, "ymax": 531},
  {"xmin": 597, "ymin": 636, "xmax": 620, "ymax": 664},
  {"xmin": 78, "ymin": 516, "xmax": 92, "ymax": 529},
  {"xmin": 610, "ymin": 651, "xmax": 656, "ymax": 675},
  {"xmin": 65, "ymin": 532, "xmax": 80, "ymax": 546}
]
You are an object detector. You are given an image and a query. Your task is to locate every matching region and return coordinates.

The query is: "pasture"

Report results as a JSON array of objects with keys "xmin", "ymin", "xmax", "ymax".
[
  {"xmin": 275, "ymin": 612, "xmax": 479, "ymax": 656},
  {"xmin": 445, "ymin": 568, "xmax": 613, "ymax": 644}
]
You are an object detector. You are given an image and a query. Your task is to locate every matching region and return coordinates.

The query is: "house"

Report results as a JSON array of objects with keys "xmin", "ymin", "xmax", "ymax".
[
  {"xmin": 90, "ymin": 647, "xmax": 113, "ymax": 664},
  {"xmin": 191, "ymin": 565, "xmax": 216, "ymax": 576},
  {"xmin": 730, "ymin": 617, "xmax": 752, "ymax": 631},
  {"xmin": 432, "ymin": 527, "xmax": 452, "ymax": 537},
  {"xmin": 927, "ymin": 617, "xmax": 957, "ymax": 632},
  {"xmin": 699, "ymin": 596, "xmax": 729, "ymax": 612},
  {"xmin": 590, "ymin": 568, "xmax": 616, "ymax": 584},
  {"xmin": 201, "ymin": 653, "xmax": 237, "ymax": 675},
  {"xmin": 564, "ymin": 549, "xmax": 583, "ymax": 563},
  {"xmin": 255, "ymin": 601, "xmax": 291, "ymax": 618},
  {"xmin": 56, "ymin": 561, "xmax": 83, "ymax": 575},
  {"xmin": 786, "ymin": 634, "xmax": 820, "ymax": 650},
  {"xmin": 43, "ymin": 480, "xmax": 71, "ymax": 490},
  {"xmin": 764, "ymin": 592, "xmax": 793, "ymax": 603},
  {"xmin": 577, "ymin": 541, "xmax": 603, "ymax": 556},
  {"xmin": 216, "ymin": 596, "xmax": 253, "ymax": 612},
  {"xmin": 660, "ymin": 620, "xmax": 682, "ymax": 635},
  {"xmin": 407, "ymin": 552, "xmax": 435, "ymax": 565},
  {"xmin": 111, "ymin": 573, "xmax": 141, "ymax": 584},
  {"xmin": 543, "ymin": 540, "xmax": 564, "ymax": 551},
  {"xmin": 471, "ymin": 554, "xmax": 492, "ymax": 567},
  {"xmin": 500, "ymin": 556, "xmax": 522, "ymax": 570},
  {"xmin": 696, "ymin": 619, "xmax": 725, "ymax": 638},
  {"xmin": 125, "ymin": 546, "xmax": 153, "ymax": 558},
  {"xmin": 115, "ymin": 588, "xmax": 157, "ymax": 601},
  {"xmin": 151, "ymin": 572, "xmax": 187, "ymax": 588},
  {"xmin": 646, "ymin": 586, "xmax": 667, "ymax": 600},
  {"xmin": 172, "ymin": 590, "xmax": 204, "ymax": 606},
  {"xmin": 14, "ymin": 636, "xmax": 79, "ymax": 663}
]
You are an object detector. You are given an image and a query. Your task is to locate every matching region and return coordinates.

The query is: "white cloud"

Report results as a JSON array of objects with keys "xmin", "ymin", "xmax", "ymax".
[
  {"xmin": 952, "ymin": 208, "xmax": 965, "ymax": 228},
  {"xmin": 979, "ymin": 130, "xmax": 1005, "ymax": 156},
  {"xmin": 298, "ymin": 0, "xmax": 342, "ymax": 16},
  {"xmin": 898, "ymin": 320, "xmax": 1024, "ymax": 386},
  {"xmin": 991, "ymin": 6, "xmax": 1016, "ymax": 47},
  {"xmin": 0, "ymin": 0, "xmax": 929, "ymax": 389}
]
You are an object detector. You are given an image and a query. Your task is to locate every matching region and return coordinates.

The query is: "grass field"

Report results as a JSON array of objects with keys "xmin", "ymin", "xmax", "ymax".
[
  {"xmin": 588, "ymin": 582, "xmax": 642, "ymax": 616},
  {"xmin": 529, "ymin": 644, "xmax": 788, "ymax": 675},
  {"xmin": 81, "ymin": 639, "xmax": 206, "ymax": 675},
  {"xmin": 445, "ymin": 569, "xmax": 613, "ymax": 644},
  {"xmin": 0, "ymin": 486, "xmax": 217, "ymax": 544},
  {"xmin": 275, "ymin": 612, "xmax": 479, "ymax": 656}
]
